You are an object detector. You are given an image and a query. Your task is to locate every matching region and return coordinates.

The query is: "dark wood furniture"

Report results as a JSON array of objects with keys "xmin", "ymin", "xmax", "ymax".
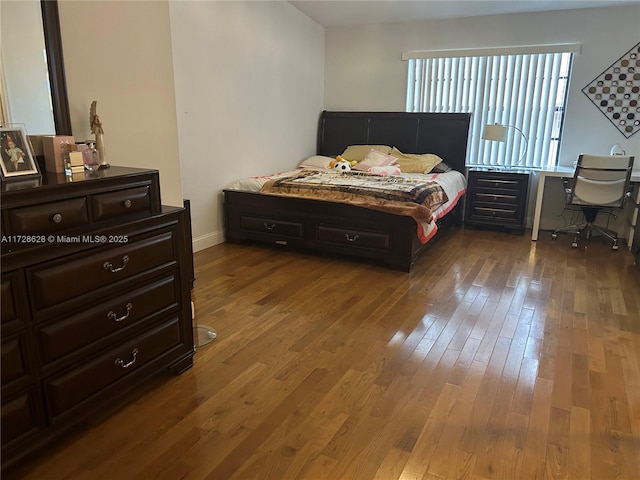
[
  {"xmin": 224, "ymin": 111, "xmax": 471, "ymax": 272},
  {"xmin": 464, "ymin": 168, "xmax": 530, "ymax": 235},
  {"xmin": 0, "ymin": 167, "xmax": 195, "ymax": 472}
]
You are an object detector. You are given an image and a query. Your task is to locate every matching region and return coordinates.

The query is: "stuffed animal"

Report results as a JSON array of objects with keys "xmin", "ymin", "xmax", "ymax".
[{"xmin": 329, "ymin": 155, "xmax": 357, "ymax": 172}]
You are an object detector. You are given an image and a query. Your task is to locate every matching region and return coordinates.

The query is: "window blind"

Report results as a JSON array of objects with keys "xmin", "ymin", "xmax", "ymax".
[{"xmin": 406, "ymin": 50, "xmax": 574, "ymax": 168}]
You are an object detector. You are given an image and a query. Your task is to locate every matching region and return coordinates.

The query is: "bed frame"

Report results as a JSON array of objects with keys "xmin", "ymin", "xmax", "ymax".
[{"xmin": 224, "ymin": 111, "xmax": 471, "ymax": 271}]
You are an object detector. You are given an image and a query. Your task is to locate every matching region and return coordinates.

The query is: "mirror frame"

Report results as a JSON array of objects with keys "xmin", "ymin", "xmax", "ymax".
[{"xmin": 41, "ymin": 0, "xmax": 71, "ymax": 135}]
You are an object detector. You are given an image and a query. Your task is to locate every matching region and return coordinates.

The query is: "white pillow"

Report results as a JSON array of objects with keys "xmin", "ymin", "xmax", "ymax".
[
  {"xmin": 352, "ymin": 149, "xmax": 398, "ymax": 171},
  {"xmin": 367, "ymin": 165, "xmax": 402, "ymax": 176},
  {"xmin": 298, "ymin": 155, "xmax": 334, "ymax": 169}
]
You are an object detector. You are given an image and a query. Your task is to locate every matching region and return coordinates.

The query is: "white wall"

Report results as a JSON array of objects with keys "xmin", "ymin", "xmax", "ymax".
[
  {"xmin": 59, "ymin": 1, "xmax": 183, "ymax": 207},
  {"xmin": 324, "ymin": 5, "xmax": 640, "ymax": 230},
  {"xmin": 169, "ymin": 1, "xmax": 324, "ymax": 250}
]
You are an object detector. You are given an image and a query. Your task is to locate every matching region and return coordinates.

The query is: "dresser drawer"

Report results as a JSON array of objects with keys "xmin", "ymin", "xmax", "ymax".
[
  {"xmin": 1, "ymin": 271, "xmax": 26, "ymax": 333},
  {"xmin": 91, "ymin": 186, "xmax": 151, "ymax": 222},
  {"xmin": 240, "ymin": 216, "xmax": 303, "ymax": 239},
  {"xmin": 28, "ymin": 230, "xmax": 176, "ymax": 312},
  {"xmin": 1, "ymin": 335, "xmax": 28, "ymax": 386},
  {"xmin": 44, "ymin": 317, "xmax": 182, "ymax": 417},
  {"xmin": 6, "ymin": 198, "xmax": 89, "ymax": 235},
  {"xmin": 37, "ymin": 275, "xmax": 179, "ymax": 365},
  {"xmin": 1, "ymin": 389, "xmax": 42, "ymax": 447},
  {"xmin": 317, "ymin": 225, "xmax": 390, "ymax": 250}
]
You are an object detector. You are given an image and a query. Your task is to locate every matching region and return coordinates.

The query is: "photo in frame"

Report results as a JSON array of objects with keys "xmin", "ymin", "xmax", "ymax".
[{"xmin": 0, "ymin": 125, "xmax": 40, "ymax": 180}]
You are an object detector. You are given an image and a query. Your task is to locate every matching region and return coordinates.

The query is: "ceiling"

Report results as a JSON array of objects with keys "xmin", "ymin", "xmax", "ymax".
[{"xmin": 289, "ymin": 0, "xmax": 640, "ymax": 27}]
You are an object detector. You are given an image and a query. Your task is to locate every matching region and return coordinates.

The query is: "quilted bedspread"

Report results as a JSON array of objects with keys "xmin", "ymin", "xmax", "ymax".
[{"xmin": 261, "ymin": 170, "xmax": 449, "ymax": 224}]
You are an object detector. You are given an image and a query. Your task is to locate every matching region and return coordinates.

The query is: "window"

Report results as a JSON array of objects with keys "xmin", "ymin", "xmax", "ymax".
[{"xmin": 405, "ymin": 46, "xmax": 575, "ymax": 169}]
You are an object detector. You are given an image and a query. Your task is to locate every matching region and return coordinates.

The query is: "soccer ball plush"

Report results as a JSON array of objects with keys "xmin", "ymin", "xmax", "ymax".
[
  {"xmin": 329, "ymin": 155, "xmax": 357, "ymax": 172},
  {"xmin": 333, "ymin": 160, "xmax": 352, "ymax": 172}
]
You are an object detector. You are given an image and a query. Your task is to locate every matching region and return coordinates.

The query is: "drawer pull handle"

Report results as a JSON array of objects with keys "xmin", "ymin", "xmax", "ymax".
[
  {"xmin": 263, "ymin": 222, "xmax": 276, "ymax": 231},
  {"xmin": 114, "ymin": 348, "xmax": 139, "ymax": 369},
  {"xmin": 52, "ymin": 213, "xmax": 63, "ymax": 224},
  {"xmin": 104, "ymin": 255, "xmax": 130, "ymax": 273},
  {"xmin": 107, "ymin": 302, "xmax": 133, "ymax": 322},
  {"xmin": 123, "ymin": 199, "xmax": 132, "ymax": 208},
  {"xmin": 345, "ymin": 233, "xmax": 359, "ymax": 242}
]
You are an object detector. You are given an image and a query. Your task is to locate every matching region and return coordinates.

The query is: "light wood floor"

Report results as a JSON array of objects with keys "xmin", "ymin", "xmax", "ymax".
[{"xmin": 8, "ymin": 228, "xmax": 640, "ymax": 480}]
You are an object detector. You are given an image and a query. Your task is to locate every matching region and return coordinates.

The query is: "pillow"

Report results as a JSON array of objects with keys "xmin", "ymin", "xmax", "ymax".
[
  {"xmin": 352, "ymin": 149, "xmax": 398, "ymax": 171},
  {"xmin": 431, "ymin": 161, "xmax": 453, "ymax": 173},
  {"xmin": 298, "ymin": 155, "xmax": 334, "ymax": 169},
  {"xmin": 391, "ymin": 147, "xmax": 443, "ymax": 174},
  {"xmin": 340, "ymin": 145, "xmax": 393, "ymax": 161},
  {"xmin": 368, "ymin": 165, "xmax": 402, "ymax": 176}
]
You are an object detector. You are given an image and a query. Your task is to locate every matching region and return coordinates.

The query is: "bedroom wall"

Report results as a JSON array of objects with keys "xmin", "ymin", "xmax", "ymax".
[
  {"xmin": 323, "ymin": 5, "xmax": 640, "ymax": 231},
  {"xmin": 58, "ymin": 1, "xmax": 183, "ymax": 207},
  {"xmin": 169, "ymin": 1, "xmax": 325, "ymax": 251}
]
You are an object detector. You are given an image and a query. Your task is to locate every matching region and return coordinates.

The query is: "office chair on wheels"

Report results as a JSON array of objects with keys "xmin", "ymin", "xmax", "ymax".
[{"xmin": 552, "ymin": 153, "xmax": 634, "ymax": 250}]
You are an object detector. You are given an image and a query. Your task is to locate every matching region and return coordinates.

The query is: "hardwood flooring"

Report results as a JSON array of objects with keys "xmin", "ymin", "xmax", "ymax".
[{"xmin": 7, "ymin": 228, "xmax": 640, "ymax": 480}]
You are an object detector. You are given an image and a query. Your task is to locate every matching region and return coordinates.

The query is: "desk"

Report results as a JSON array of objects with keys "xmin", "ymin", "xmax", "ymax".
[{"xmin": 532, "ymin": 166, "xmax": 640, "ymax": 248}]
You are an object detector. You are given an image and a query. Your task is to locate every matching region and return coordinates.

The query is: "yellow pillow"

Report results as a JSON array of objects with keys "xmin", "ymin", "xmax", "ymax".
[
  {"xmin": 341, "ymin": 145, "xmax": 392, "ymax": 161},
  {"xmin": 391, "ymin": 147, "xmax": 443, "ymax": 174}
]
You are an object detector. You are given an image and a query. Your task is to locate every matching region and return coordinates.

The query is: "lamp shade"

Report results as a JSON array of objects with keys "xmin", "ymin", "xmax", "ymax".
[{"xmin": 482, "ymin": 123, "xmax": 508, "ymax": 142}]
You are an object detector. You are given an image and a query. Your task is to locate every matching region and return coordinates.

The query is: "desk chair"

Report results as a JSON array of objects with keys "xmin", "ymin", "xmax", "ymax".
[{"xmin": 552, "ymin": 154, "xmax": 634, "ymax": 250}]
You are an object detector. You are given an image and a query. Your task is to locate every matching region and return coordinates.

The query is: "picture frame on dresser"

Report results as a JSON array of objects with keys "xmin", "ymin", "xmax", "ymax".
[{"xmin": 0, "ymin": 126, "xmax": 40, "ymax": 181}]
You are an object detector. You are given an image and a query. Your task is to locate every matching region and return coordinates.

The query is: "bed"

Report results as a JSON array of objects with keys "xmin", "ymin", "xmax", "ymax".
[{"xmin": 223, "ymin": 111, "xmax": 471, "ymax": 272}]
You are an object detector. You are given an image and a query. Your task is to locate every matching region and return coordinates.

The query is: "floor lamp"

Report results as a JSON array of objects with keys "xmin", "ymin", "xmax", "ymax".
[
  {"xmin": 183, "ymin": 199, "xmax": 217, "ymax": 348},
  {"xmin": 482, "ymin": 122, "xmax": 528, "ymax": 166}
]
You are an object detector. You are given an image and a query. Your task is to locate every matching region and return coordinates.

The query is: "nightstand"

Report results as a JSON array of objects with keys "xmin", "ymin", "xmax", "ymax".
[{"xmin": 464, "ymin": 168, "xmax": 530, "ymax": 235}]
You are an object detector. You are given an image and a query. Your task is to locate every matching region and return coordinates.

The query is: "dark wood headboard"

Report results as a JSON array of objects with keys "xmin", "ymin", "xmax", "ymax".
[{"xmin": 317, "ymin": 111, "xmax": 471, "ymax": 174}]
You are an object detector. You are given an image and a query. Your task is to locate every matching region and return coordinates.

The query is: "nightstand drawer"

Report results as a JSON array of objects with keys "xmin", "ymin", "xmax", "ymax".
[
  {"xmin": 6, "ymin": 198, "xmax": 89, "ymax": 235},
  {"xmin": 474, "ymin": 177, "xmax": 522, "ymax": 189},
  {"xmin": 473, "ymin": 192, "xmax": 520, "ymax": 205},
  {"xmin": 469, "ymin": 205, "xmax": 519, "ymax": 221}
]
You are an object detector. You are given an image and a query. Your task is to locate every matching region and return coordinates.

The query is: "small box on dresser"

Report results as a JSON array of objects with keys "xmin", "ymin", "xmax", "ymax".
[
  {"xmin": 464, "ymin": 168, "xmax": 530, "ymax": 235},
  {"xmin": 0, "ymin": 166, "xmax": 195, "ymax": 472}
]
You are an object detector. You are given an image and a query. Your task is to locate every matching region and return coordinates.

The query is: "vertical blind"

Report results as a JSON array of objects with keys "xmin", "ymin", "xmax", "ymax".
[{"xmin": 406, "ymin": 51, "xmax": 574, "ymax": 168}]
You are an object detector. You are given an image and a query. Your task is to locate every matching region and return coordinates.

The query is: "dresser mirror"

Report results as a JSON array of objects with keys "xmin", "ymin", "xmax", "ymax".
[{"xmin": 0, "ymin": 0, "xmax": 71, "ymax": 136}]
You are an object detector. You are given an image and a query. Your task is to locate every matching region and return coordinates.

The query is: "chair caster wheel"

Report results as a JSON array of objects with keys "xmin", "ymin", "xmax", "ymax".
[
  {"xmin": 551, "ymin": 233, "xmax": 558, "ymax": 240},
  {"xmin": 612, "ymin": 244, "xmax": 619, "ymax": 251},
  {"xmin": 571, "ymin": 242, "xmax": 578, "ymax": 248}
]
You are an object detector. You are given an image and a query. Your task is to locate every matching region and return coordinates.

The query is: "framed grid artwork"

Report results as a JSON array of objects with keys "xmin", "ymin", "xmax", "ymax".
[{"xmin": 582, "ymin": 42, "xmax": 640, "ymax": 138}]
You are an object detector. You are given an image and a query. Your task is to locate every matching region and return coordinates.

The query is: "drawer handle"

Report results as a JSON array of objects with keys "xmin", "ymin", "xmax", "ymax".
[
  {"xmin": 345, "ymin": 233, "xmax": 359, "ymax": 242},
  {"xmin": 123, "ymin": 199, "xmax": 132, "ymax": 208},
  {"xmin": 263, "ymin": 222, "xmax": 276, "ymax": 231},
  {"xmin": 107, "ymin": 302, "xmax": 133, "ymax": 322},
  {"xmin": 104, "ymin": 255, "xmax": 130, "ymax": 273},
  {"xmin": 52, "ymin": 213, "xmax": 63, "ymax": 224},
  {"xmin": 114, "ymin": 348, "xmax": 139, "ymax": 369}
]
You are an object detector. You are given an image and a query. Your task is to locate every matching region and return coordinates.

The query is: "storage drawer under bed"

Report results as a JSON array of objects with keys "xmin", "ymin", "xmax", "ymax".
[
  {"xmin": 316, "ymin": 225, "xmax": 390, "ymax": 251},
  {"xmin": 240, "ymin": 215, "xmax": 304, "ymax": 240}
]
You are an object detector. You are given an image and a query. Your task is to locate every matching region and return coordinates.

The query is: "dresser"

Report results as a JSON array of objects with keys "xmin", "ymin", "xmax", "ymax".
[
  {"xmin": 0, "ymin": 167, "xmax": 195, "ymax": 471},
  {"xmin": 464, "ymin": 168, "xmax": 530, "ymax": 235}
]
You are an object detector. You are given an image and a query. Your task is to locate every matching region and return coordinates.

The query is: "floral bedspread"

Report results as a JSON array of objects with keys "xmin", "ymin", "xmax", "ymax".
[{"xmin": 261, "ymin": 170, "xmax": 448, "ymax": 224}]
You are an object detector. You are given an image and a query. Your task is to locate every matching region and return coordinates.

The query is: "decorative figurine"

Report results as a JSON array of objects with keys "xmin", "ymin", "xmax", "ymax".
[{"xmin": 90, "ymin": 100, "xmax": 109, "ymax": 168}]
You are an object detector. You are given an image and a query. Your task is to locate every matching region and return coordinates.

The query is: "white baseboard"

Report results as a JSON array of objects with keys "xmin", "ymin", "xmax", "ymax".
[{"xmin": 192, "ymin": 230, "xmax": 225, "ymax": 252}]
